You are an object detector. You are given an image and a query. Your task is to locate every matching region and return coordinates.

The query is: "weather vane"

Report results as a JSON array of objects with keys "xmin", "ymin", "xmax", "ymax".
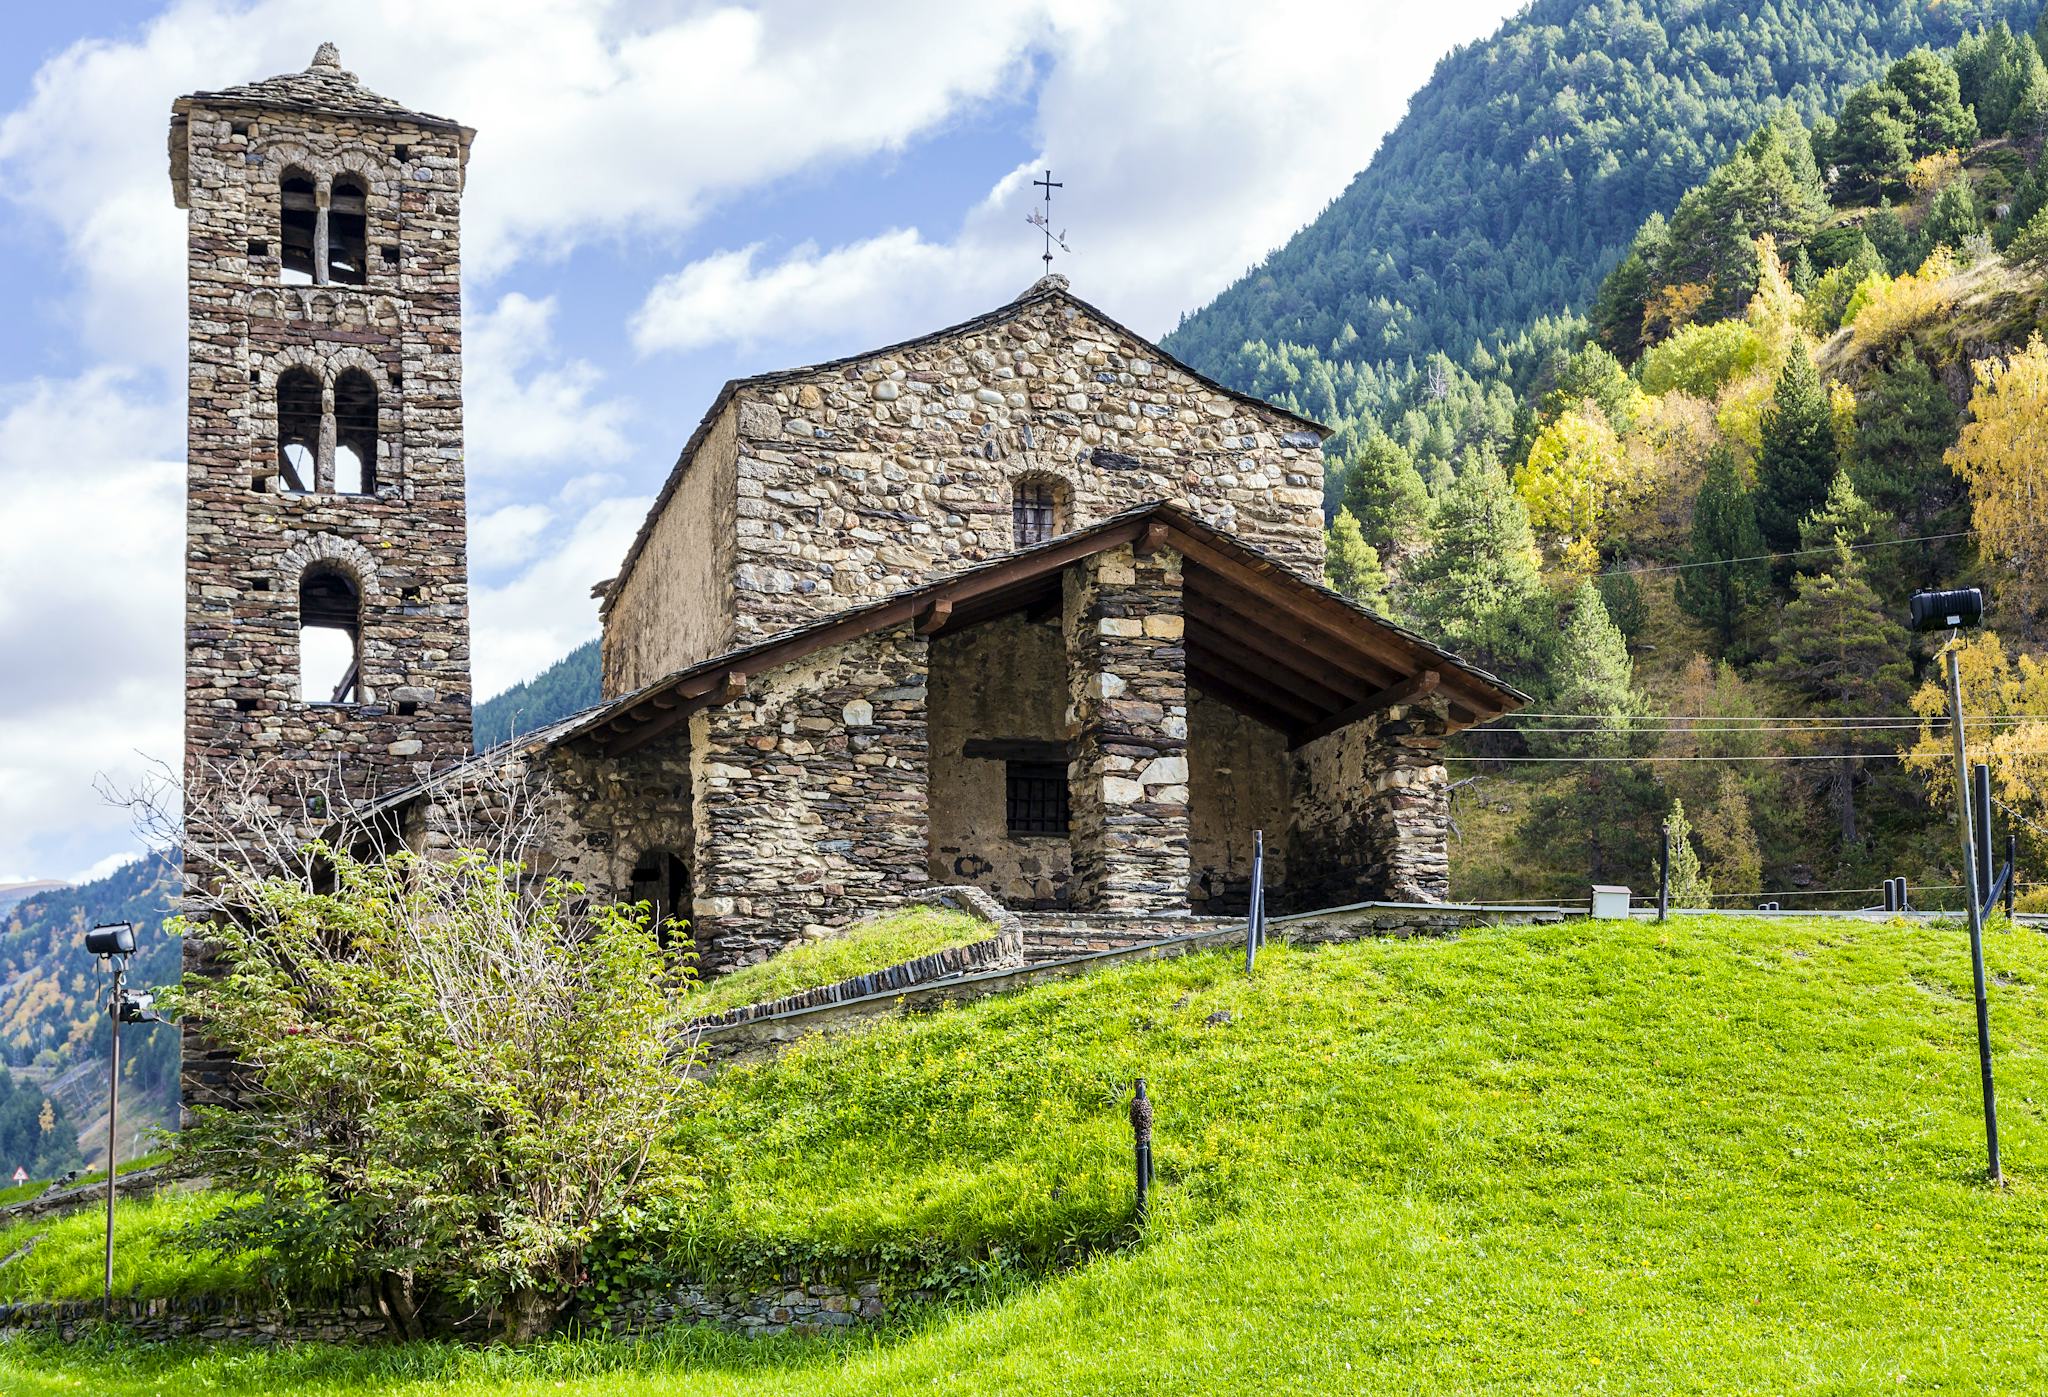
[{"xmin": 1028, "ymin": 169, "xmax": 1069, "ymax": 271}]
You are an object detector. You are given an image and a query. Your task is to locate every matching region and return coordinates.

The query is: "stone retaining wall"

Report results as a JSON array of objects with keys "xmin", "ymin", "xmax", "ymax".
[
  {"xmin": 596, "ymin": 1272, "xmax": 937, "ymax": 1338},
  {"xmin": 0, "ymin": 1296, "xmax": 388, "ymax": 1344},
  {"xmin": 688, "ymin": 925, "xmax": 1024, "ymax": 1031}
]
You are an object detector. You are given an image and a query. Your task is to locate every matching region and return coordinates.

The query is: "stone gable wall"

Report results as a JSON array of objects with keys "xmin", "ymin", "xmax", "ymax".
[
  {"xmin": 600, "ymin": 407, "xmax": 738, "ymax": 698},
  {"xmin": 601, "ymin": 288, "xmax": 1326, "ymax": 692}
]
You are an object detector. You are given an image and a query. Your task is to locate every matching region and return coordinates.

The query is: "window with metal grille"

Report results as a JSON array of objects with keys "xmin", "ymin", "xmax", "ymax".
[
  {"xmin": 1012, "ymin": 478, "xmax": 1060, "ymax": 547},
  {"xmin": 1006, "ymin": 760, "xmax": 1069, "ymax": 836}
]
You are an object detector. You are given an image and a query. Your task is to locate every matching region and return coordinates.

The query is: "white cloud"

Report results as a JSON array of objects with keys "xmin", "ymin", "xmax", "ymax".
[
  {"xmin": 632, "ymin": 0, "xmax": 1521, "ymax": 351},
  {"xmin": 71, "ymin": 849, "xmax": 144, "ymax": 885},
  {"xmin": 0, "ymin": 371, "xmax": 183, "ymax": 881},
  {"xmin": 470, "ymin": 494, "xmax": 646, "ymax": 700},
  {"xmin": 466, "ymin": 292, "xmax": 631, "ymax": 485}
]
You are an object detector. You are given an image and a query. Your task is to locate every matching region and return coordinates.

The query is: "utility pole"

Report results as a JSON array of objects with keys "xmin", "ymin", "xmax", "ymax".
[
  {"xmin": 1946, "ymin": 642, "xmax": 2003, "ymax": 1185},
  {"xmin": 104, "ymin": 954, "xmax": 124, "ymax": 1315}
]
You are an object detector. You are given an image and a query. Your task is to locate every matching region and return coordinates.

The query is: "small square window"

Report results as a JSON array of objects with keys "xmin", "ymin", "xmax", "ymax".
[
  {"xmin": 381, "ymin": 244, "xmax": 400, "ymax": 265},
  {"xmin": 1006, "ymin": 761, "xmax": 1069, "ymax": 836},
  {"xmin": 246, "ymin": 239, "xmax": 268, "ymax": 258}
]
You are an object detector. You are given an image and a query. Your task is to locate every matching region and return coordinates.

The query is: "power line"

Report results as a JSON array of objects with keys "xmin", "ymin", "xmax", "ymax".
[
  {"xmin": 1449, "ymin": 749, "xmax": 1908, "ymax": 762},
  {"xmin": 1602, "ymin": 530, "xmax": 1975, "ymax": 577},
  {"xmin": 1493, "ymin": 712, "xmax": 2048, "ymax": 724}
]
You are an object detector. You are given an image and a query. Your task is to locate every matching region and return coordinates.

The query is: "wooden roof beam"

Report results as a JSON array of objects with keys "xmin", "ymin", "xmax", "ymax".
[{"xmin": 1288, "ymin": 671, "xmax": 1440, "ymax": 750}]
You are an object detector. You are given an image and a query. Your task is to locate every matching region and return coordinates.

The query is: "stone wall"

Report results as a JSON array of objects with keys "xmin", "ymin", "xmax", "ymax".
[
  {"xmin": 1186, "ymin": 689, "xmax": 1290, "ymax": 915},
  {"xmin": 1286, "ymin": 694, "xmax": 1453, "ymax": 910},
  {"xmin": 689, "ymin": 626, "xmax": 931, "ymax": 971},
  {"xmin": 600, "ymin": 277, "xmax": 1327, "ymax": 686},
  {"xmin": 600, "ymin": 406, "xmax": 738, "ymax": 698},
  {"xmin": 175, "ymin": 58, "xmax": 474, "ymax": 1110},
  {"xmin": 598, "ymin": 1273, "xmax": 936, "ymax": 1337},
  {"xmin": 926, "ymin": 613, "xmax": 1072, "ymax": 908},
  {"xmin": 0, "ymin": 1296, "xmax": 389, "ymax": 1344},
  {"xmin": 1064, "ymin": 545, "xmax": 1190, "ymax": 912}
]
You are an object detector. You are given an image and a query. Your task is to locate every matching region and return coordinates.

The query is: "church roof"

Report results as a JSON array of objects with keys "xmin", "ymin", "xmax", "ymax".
[
  {"xmin": 175, "ymin": 42, "xmax": 466, "ymax": 131},
  {"xmin": 360, "ymin": 501, "xmax": 1525, "ymax": 825},
  {"xmin": 571, "ymin": 499, "xmax": 1525, "ymax": 752},
  {"xmin": 600, "ymin": 276, "xmax": 1329, "ymax": 617}
]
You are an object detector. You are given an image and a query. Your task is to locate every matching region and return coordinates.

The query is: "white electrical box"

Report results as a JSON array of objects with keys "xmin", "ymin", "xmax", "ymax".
[{"xmin": 1590, "ymin": 885, "xmax": 1632, "ymax": 919}]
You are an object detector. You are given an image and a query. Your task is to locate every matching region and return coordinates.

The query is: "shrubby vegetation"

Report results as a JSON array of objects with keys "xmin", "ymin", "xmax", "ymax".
[{"xmin": 169, "ymin": 841, "xmax": 695, "ymax": 1341}]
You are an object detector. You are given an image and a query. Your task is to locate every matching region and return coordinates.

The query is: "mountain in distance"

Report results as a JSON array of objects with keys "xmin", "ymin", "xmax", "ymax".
[
  {"xmin": 0, "ymin": 882, "xmax": 67, "ymax": 916},
  {"xmin": 0, "ymin": 855, "xmax": 182, "ymax": 1167},
  {"xmin": 472, "ymin": 638, "xmax": 601, "ymax": 751},
  {"xmin": 1162, "ymin": 0, "xmax": 2041, "ymax": 439}
]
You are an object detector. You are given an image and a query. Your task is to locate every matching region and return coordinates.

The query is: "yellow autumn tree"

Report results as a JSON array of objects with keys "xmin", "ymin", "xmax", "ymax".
[
  {"xmin": 1904, "ymin": 634, "xmax": 2048, "ymax": 885},
  {"xmin": 1948, "ymin": 336, "xmax": 2048, "ymax": 619},
  {"xmin": 1513, "ymin": 407, "xmax": 1654, "ymax": 563}
]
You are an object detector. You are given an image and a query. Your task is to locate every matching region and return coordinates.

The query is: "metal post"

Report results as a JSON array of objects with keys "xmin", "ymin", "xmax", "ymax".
[
  {"xmin": 1946, "ymin": 646, "xmax": 2003, "ymax": 1185},
  {"xmin": 1244, "ymin": 831, "xmax": 1264, "ymax": 974},
  {"xmin": 1657, "ymin": 825, "xmax": 1672, "ymax": 922},
  {"xmin": 1129, "ymin": 1078, "xmax": 1153, "ymax": 1225},
  {"xmin": 103, "ymin": 958, "xmax": 123, "ymax": 1316},
  {"xmin": 2007, "ymin": 833, "xmax": 2018, "ymax": 920},
  {"xmin": 1974, "ymin": 764, "xmax": 1996, "ymax": 907},
  {"xmin": 1883, "ymin": 878, "xmax": 1898, "ymax": 913}
]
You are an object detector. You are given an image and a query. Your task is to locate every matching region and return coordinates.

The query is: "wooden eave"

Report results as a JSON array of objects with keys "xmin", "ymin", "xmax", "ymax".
[{"xmin": 563, "ymin": 503, "xmax": 1526, "ymax": 760}]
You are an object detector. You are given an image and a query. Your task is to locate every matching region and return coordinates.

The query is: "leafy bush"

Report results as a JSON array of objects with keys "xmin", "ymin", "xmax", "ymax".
[
  {"xmin": 168, "ymin": 845, "xmax": 695, "ymax": 1341},
  {"xmin": 1638, "ymin": 319, "xmax": 1764, "ymax": 398},
  {"xmin": 1847, "ymin": 247, "xmax": 1958, "ymax": 350}
]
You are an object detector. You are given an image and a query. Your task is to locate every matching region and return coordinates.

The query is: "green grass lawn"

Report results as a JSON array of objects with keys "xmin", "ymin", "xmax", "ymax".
[
  {"xmin": 7, "ymin": 913, "xmax": 2048, "ymax": 1393},
  {"xmin": 683, "ymin": 905, "xmax": 990, "ymax": 1018}
]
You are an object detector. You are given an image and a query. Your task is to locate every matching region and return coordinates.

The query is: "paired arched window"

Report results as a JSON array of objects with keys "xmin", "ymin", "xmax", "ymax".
[
  {"xmin": 265, "ymin": 367, "xmax": 379, "ymax": 495},
  {"xmin": 299, "ymin": 565, "xmax": 362, "ymax": 704},
  {"xmin": 1012, "ymin": 474, "xmax": 1070, "ymax": 547},
  {"xmin": 278, "ymin": 169, "xmax": 371, "ymax": 287}
]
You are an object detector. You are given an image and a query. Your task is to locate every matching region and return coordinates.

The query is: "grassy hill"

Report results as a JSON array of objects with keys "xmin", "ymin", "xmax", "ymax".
[{"xmin": 11, "ymin": 912, "xmax": 2047, "ymax": 1392}]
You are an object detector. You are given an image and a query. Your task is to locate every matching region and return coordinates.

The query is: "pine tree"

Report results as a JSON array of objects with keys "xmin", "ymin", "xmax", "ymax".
[
  {"xmin": 1661, "ymin": 797, "xmax": 1714, "ymax": 907},
  {"xmin": 1676, "ymin": 447, "xmax": 1768, "ymax": 646},
  {"xmin": 1887, "ymin": 48, "xmax": 1979, "ymax": 155},
  {"xmin": 1755, "ymin": 344, "xmax": 1840, "ymax": 557},
  {"xmin": 1405, "ymin": 455, "xmax": 1546, "ymax": 674},
  {"xmin": 1764, "ymin": 543, "xmax": 1912, "ymax": 847},
  {"xmin": 1693, "ymin": 770, "xmax": 1765, "ymax": 895},
  {"xmin": 1798, "ymin": 471, "xmax": 1888, "ymax": 554},
  {"xmin": 1918, "ymin": 179, "xmax": 1981, "ymax": 257},
  {"xmin": 1336, "ymin": 430, "xmax": 1431, "ymax": 570},
  {"xmin": 1534, "ymin": 583, "xmax": 1642, "ymax": 758},
  {"xmin": 1852, "ymin": 352, "xmax": 1959, "ymax": 585},
  {"xmin": 1831, "ymin": 83, "xmax": 1915, "ymax": 200},
  {"xmin": 1324, "ymin": 507, "xmax": 1390, "ymax": 612}
]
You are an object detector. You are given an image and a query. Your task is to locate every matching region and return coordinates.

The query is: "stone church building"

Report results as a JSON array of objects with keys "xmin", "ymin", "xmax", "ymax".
[{"xmin": 172, "ymin": 49, "xmax": 1525, "ymax": 1016}]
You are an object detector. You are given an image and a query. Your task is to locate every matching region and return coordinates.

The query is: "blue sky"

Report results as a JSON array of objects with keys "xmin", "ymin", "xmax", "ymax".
[{"xmin": 0, "ymin": 0, "xmax": 1521, "ymax": 884}]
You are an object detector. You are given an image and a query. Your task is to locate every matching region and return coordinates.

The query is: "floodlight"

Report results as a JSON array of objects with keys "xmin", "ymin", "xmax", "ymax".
[
  {"xmin": 84, "ymin": 922, "xmax": 136, "ymax": 958},
  {"xmin": 1909, "ymin": 587, "xmax": 1985, "ymax": 633}
]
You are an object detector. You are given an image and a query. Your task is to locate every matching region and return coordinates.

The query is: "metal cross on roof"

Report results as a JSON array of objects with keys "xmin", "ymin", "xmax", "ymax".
[{"xmin": 1028, "ymin": 169, "xmax": 1070, "ymax": 270}]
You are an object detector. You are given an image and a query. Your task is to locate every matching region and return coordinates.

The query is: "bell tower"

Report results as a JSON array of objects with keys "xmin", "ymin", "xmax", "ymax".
[
  {"xmin": 170, "ymin": 44, "xmax": 474, "ymax": 842},
  {"xmin": 171, "ymin": 46, "xmax": 474, "ymax": 1103}
]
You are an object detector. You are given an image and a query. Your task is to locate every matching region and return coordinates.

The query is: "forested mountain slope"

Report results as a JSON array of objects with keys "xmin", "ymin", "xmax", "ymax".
[
  {"xmin": 1164, "ymin": 0, "xmax": 2039, "ymax": 446},
  {"xmin": 0, "ymin": 856, "xmax": 180, "ymax": 1167}
]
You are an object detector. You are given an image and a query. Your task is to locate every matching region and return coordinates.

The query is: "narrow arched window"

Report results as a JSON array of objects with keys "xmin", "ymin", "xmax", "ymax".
[
  {"xmin": 280, "ymin": 171, "xmax": 317, "ymax": 285},
  {"xmin": 274, "ymin": 368, "xmax": 322, "ymax": 494},
  {"xmin": 1012, "ymin": 475, "xmax": 1069, "ymax": 547},
  {"xmin": 327, "ymin": 176, "xmax": 368, "ymax": 286},
  {"xmin": 299, "ymin": 565, "xmax": 362, "ymax": 704},
  {"xmin": 333, "ymin": 369, "xmax": 378, "ymax": 494}
]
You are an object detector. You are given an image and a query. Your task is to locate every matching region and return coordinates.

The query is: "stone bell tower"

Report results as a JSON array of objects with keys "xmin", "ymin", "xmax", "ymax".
[{"xmin": 170, "ymin": 46, "xmax": 474, "ymax": 1102}]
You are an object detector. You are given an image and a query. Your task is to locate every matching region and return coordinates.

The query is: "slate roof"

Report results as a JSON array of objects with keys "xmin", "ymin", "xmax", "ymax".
[{"xmin": 176, "ymin": 43, "xmax": 466, "ymax": 131}]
